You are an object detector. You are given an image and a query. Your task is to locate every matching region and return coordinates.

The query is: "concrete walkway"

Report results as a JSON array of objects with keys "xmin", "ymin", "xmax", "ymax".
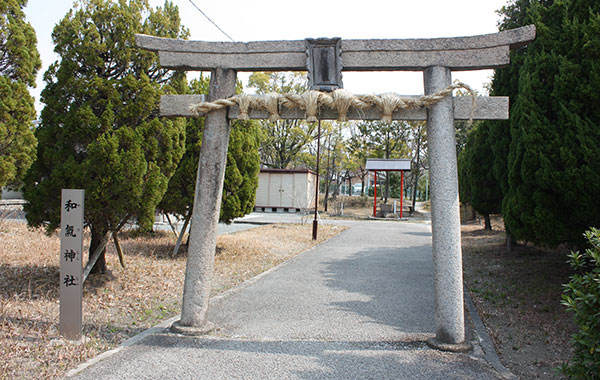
[{"xmin": 67, "ymin": 217, "xmax": 504, "ymax": 380}]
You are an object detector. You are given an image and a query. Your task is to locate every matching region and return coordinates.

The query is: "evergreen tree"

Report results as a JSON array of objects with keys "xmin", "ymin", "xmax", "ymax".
[
  {"xmin": 23, "ymin": 0, "xmax": 187, "ymax": 272},
  {"xmin": 0, "ymin": 0, "xmax": 40, "ymax": 188},
  {"xmin": 496, "ymin": 0, "xmax": 600, "ymax": 247},
  {"xmin": 458, "ymin": 122, "xmax": 502, "ymax": 230},
  {"xmin": 221, "ymin": 119, "xmax": 261, "ymax": 222},
  {"xmin": 160, "ymin": 76, "xmax": 261, "ymax": 226}
]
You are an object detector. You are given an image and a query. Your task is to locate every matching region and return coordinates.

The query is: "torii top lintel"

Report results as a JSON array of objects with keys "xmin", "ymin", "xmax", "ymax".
[{"xmin": 135, "ymin": 25, "xmax": 535, "ymax": 72}]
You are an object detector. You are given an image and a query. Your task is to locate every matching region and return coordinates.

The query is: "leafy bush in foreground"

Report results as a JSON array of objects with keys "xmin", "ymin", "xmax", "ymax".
[{"xmin": 560, "ymin": 228, "xmax": 600, "ymax": 379}]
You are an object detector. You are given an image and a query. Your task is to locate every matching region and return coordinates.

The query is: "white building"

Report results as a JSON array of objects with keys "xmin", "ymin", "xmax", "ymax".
[{"xmin": 254, "ymin": 169, "xmax": 317, "ymax": 212}]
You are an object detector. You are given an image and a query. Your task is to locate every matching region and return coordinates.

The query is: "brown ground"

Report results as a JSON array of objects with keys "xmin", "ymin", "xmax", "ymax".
[
  {"xmin": 0, "ymin": 220, "xmax": 344, "ymax": 380},
  {"xmin": 461, "ymin": 216, "xmax": 576, "ymax": 379}
]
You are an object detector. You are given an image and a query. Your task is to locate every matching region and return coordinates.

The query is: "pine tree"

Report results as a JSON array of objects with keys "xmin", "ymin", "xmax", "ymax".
[
  {"xmin": 0, "ymin": 0, "xmax": 40, "ymax": 188},
  {"xmin": 23, "ymin": 0, "xmax": 187, "ymax": 272}
]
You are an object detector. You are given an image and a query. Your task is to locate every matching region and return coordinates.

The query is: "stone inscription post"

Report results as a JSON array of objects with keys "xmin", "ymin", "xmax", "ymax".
[
  {"xmin": 136, "ymin": 25, "xmax": 535, "ymax": 349},
  {"xmin": 60, "ymin": 189, "xmax": 84, "ymax": 341}
]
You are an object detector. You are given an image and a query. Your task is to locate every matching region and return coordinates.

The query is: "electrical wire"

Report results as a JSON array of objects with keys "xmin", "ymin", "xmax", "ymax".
[{"xmin": 186, "ymin": 0, "xmax": 235, "ymax": 42}]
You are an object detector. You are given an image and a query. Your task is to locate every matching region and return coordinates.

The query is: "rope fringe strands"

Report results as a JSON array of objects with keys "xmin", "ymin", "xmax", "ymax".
[
  {"xmin": 262, "ymin": 93, "xmax": 281, "ymax": 121},
  {"xmin": 330, "ymin": 89, "xmax": 354, "ymax": 122},
  {"xmin": 189, "ymin": 82, "xmax": 476, "ymax": 123},
  {"xmin": 301, "ymin": 91, "xmax": 321, "ymax": 123},
  {"xmin": 235, "ymin": 93, "xmax": 254, "ymax": 120}
]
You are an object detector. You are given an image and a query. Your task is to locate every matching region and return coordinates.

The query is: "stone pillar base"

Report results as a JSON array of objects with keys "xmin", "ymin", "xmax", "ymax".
[
  {"xmin": 427, "ymin": 337, "xmax": 472, "ymax": 353},
  {"xmin": 169, "ymin": 320, "xmax": 216, "ymax": 336}
]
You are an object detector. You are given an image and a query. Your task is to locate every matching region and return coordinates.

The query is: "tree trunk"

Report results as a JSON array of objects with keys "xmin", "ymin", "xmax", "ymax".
[
  {"xmin": 411, "ymin": 125, "xmax": 423, "ymax": 215},
  {"xmin": 324, "ymin": 173, "xmax": 330, "ymax": 212},
  {"xmin": 172, "ymin": 212, "xmax": 192, "ymax": 257},
  {"xmin": 331, "ymin": 160, "xmax": 338, "ymax": 200},
  {"xmin": 384, "ymin": 172, "xmax": 390, "ymax": 203},
  {"xmin": 505, "ymin": 231, "xmax": 517, "ymax": 252},
  {"xmin": 411, "ymin": 174, "xmax": 419, "ymax": 215},
  {"xmin": 484, "ymin": 214, "xmax": 492, "ymax": 231},
  {"xmin": 324, "ymin": 137, "xmax": 332, "ymax": 212},
  {"xmin": 113, "ymin": 231, "xmax": 125, "ymax": 268},
  {"xmin": 89, "ymin": 225, "xmax": 107, "ymax": 274},
  {"xmin": 184, "ymin": 217, "xmax": 191, "ymax": 249}
]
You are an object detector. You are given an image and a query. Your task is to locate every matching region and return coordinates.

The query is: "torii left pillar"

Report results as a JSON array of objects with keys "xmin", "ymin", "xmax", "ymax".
[{"xmin": 171, "ymin": 68, "xmax": 236, "ymax": 333}]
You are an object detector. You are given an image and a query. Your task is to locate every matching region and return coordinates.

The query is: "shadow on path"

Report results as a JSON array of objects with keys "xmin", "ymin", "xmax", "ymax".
[{"xmin": 321, "ymin": 245, "xmax": 435, "ymax": 335}]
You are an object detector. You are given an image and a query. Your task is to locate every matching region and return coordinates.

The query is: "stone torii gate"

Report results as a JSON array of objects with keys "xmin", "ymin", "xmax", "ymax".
[{"xmin": 136, "ymin": 25, "xmax": 535, "ymax": 351}]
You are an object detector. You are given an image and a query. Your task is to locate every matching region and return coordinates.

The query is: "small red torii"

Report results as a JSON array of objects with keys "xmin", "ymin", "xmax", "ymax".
[{"xmin": 365, "ymin": 158, "xmax": 411, "ymax": 218}]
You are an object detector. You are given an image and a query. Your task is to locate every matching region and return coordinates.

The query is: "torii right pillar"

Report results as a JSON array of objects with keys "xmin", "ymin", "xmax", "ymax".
[{"xmin": 424, "ymin": 66, "xmax": 470, "ymax": 351}]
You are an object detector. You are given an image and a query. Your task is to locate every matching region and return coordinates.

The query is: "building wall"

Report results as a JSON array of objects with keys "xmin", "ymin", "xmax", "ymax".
[{"xmin": 255, "ymin": 170, "xmax": 316, "ymax": 210}]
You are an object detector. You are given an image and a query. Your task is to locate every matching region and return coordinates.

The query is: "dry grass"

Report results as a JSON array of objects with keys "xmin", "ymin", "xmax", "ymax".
[
  {"xmin": 0, "ymin": 220, "xmax": 344, "ymax": 380},
  {"xmin": 461, "ymin": 216, "xmax": 576, "ymax": 379}
]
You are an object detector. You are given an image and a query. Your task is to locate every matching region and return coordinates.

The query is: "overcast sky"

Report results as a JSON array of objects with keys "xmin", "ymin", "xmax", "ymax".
[{"xmin": 24, "ymin": 0, "xmax": 510, "ymax": 114}]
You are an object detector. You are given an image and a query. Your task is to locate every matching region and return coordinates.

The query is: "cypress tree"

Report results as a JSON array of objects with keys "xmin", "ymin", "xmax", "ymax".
[
  {"xmin": 458, "ymin": 122, "xmax": 502, "ymax": 230},
  {"xmin": 482, "ymin": 0, "xmax": 535, "ymax": 243},
  {"xmin": 23, "ymin": 0, "xmax": 187, "ymax": 272},
  {"xmin": 159, "ymin": 76, "xmax": 261, "ymax": 228},
  {"xmin": 498, "ymin": 0, "xmax": 600, "ymax": 247},
  {"xmin": 0, "ymin": 0, "xmax": 40, "ymax": 188}
]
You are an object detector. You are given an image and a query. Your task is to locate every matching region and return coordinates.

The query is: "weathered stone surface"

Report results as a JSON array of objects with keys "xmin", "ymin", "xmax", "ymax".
[
  {"xmin": 158, "ymin": 51, "xmax": 307, "ymax": 72},
  {"xmin": 136, "ymin": 25, "xmax": 535, "ymax": 71},
  {"xmin": 135, "ymin": 35, "xmax": 306, "ymax": 53},
  {"xmin": 424, "ymin": 66, "xmax": 465, "ymax": 346},
  {"xmin": 343, "ymin": 25, "xmax": 536, "ymax": 51},
  {"xmin": 453, "ymin": 96, "xmax": 509, "ymax": 120},
  {"xmin": 159, "ymin": 94, "xmax": 508, "ymax": 121},
  {"xmin": 160, "ymin": 94, "xmax": 205, "ymax": 117},
  {"xmin": 341, "ymin": 46, "xmax": 509, "ymax": 71},
  {"xmin": 136, "ymin": 25, "xmax": 535, "ymax": 53},
  {"xmin": 158, "ymin": 47, "xmax": 509, "ymax": 71},
  {"xmin": 179, "ymin": 68, "xmax": 237, "ymax": 328}
]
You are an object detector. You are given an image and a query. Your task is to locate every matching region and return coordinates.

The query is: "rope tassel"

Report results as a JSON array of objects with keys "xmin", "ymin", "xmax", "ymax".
[
  {"xmin": 235, "ymin": 93, "xmax": 254, "ymax": 120},
  {"xmin": 262, "ymin": 93, "xmax": 281, "ymax": 121},
  {"xmin": 331, "ymin": 89, "xmax": 354, "ymax": 122}
]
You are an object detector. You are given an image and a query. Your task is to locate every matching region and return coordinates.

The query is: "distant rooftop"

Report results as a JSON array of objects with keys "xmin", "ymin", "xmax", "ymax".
[{"xmin": 365, "ymin": 158, "xmax": 411, "ymax": 171}]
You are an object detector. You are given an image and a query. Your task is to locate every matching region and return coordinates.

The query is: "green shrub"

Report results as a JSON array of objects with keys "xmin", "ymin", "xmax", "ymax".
[
  {"xmin": 560, "ymin": 227, "xmax": 600, "ymax": 379},
  {"xmin": 367, "ymin": 185, "xmax": 381, "ymax": 197}
]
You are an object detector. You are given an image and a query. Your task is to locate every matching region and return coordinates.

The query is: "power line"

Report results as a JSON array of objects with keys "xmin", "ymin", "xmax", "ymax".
[{"xmin": 187, "ymin": 0, "xmax": 235, "ymax": 42}]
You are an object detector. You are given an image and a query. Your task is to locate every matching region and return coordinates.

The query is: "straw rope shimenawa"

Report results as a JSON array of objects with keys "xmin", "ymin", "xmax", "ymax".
[{"xmin": 190, "ymin": 82, "xmax": 476, "ymax": 123}]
